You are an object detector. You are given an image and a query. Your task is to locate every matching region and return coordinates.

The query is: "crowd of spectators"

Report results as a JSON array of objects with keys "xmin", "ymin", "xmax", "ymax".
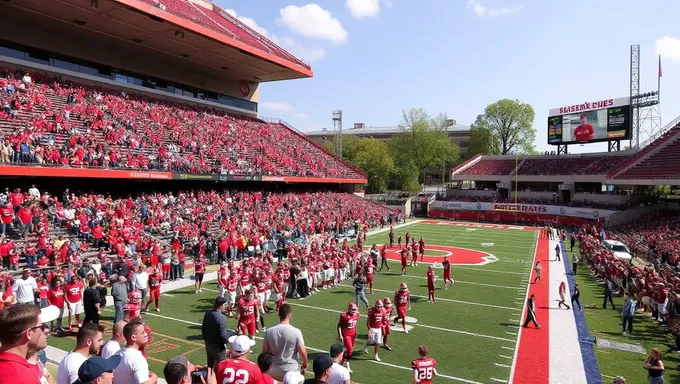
[
  {"xmin": 0, "ymin": 68, "xmax": 362, "ymax": 179},
  {"xmin": 454, "ymin": 155, "xmax": 632, "ymax": 177}
]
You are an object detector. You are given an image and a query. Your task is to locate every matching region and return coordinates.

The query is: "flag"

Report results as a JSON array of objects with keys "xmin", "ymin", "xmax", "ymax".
[{"xmin": 659, "ymin": 55, "xmax": 663, "ymax": 78}]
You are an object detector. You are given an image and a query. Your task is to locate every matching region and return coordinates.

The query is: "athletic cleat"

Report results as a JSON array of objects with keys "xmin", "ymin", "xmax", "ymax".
[
  {"xmin": 384, "ymin": 345, "xmax": 392, "ymax": 351},
  {"xmin": 374, "ymin": 355, "xmax": 381, "ymax": 362}
]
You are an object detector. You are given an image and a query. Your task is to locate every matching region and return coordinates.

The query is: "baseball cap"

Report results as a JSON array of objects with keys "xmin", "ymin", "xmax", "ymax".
[
  {"xmin": 282, "ymin": 371, "xmax": 305, "ymax": 384},
  {"xmin": 214, "ymin": 296, "xmax": 227, "ymax": 307},
  {"xmin": 312, "ymin": 354, "xmax": 334, "ymax": 376},
  {"xmin": 330, "ymin": 344, "xmax": 344, "ymax": 358},
  {"xmin": 167, "ymin": 355, "xmax": 189, "ymax": 368},
  {"xmin": 228, "ymin": 335, "xmax": 256, "ymax": 356},
  {"xmin": 76, "ymin": 355, "xmax": 122, "ymax": 384},
  {"xmin": 40, "ymin": 305, "xmax": 60, "ymax": 324}
]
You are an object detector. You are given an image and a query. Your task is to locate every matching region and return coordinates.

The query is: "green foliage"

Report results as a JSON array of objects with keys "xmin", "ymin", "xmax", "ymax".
[
  {"xmin": 472, "ymin": 98, "xmax": 537, "ymax": 155},
  {"xmin": 350, "ymin": 138, "xmax": 394, "ymax": 193},
  {"xmin": 390, "ymin": 108, "xmax": 460, "ymax": 185},
  {"xmin": 466, "ymin": 126, "xmax": 498, "ymax": 157}
]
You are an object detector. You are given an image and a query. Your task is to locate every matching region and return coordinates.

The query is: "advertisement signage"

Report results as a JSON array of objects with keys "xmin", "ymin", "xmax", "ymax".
[
  {"xmin": 431, "ymin": 201, "xmax": 617, "ymax": 219},
  {"xmin": 174, "ymin": 173, "xmax": 217, "ymax": 181},
  {"xmin": 547, "ymin": 97, "xmax": 631, "ymax": 145}
]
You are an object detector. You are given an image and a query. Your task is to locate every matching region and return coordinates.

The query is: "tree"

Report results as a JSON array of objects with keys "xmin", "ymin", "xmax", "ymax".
[
  {"xmin": 472, "ymin": 99, "xmax": 537, "ymax": 155},
  {"xmin": 466, "ymin": 126, "xmax": 498, "ymax": 157},
  {"xmin": 350, "ymin": 138, "xmax": 394, "ymax": 193},
  {"xmin": 390, "ymin": 108, "xmax": 460, "ymax": 185}
]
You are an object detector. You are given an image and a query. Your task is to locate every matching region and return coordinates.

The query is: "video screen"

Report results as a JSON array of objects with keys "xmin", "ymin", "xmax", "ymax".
[{"xmin": 547, "ymin": 105, "xmax": 630, "ymax": 145}]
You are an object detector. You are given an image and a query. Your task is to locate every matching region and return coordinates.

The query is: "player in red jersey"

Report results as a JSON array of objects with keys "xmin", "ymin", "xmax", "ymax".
[
  {"xmin": 381, "ymin": 297, "xmax": 394, "ymax": 351},
  {"xmin": 124, "ymin": 290, "xmax": 142, "ymax": 321},
  {"xmin": 393, "ymin": 282, "xmax": 411, "ymax": 333},
  {"xmin": 363, "ymin": 299, "xmax": 385, "ymax": 361},
  {"xmin": 410, "ymin": 245, "xmax": 419, "ymax": 267},
  {"xmin": 365, "ymin": 259, "xmax": 375, "ymax": 294},
  {"xmin": 254, "ymin": 271, "xmax": 269, "ymax": 330},
  {"xmin": 397, "ymin": 235, "xmax": 402, "ymax": 247},
  {"xmin": 426, "ymin": 265, "xmax": 436, "ymax": 303},
  {"xmin": 400, "ymin": 248, "xmax": 409, "ymax": 276},
  {"xmin": 145, "ymin": 267, "xmax": 163, "ymax": 312},
  {"xmin": 412, "ymin": 345, "xmax": 438, "ymax": 384},
  {"xmin": 236, "ymin": 290, "xmax": 259, "ymax": 339},
  {"xmin": 218, "ymin": 262, "xmax": 229, "ymax": 298},
  {"xmin": 337, "ymin": 303, "xmax": 360, "ymax": 372},
  {"xmin": 225, "ymin": 272, "xmax": 239, "ymax": 317},
  {"xmin": 271, "ymin": 272, "xmax": 286, "ymax": 312},
  {"xmin": 216, "ymin": 335, "xmax": 263, "ymax": 384},
  {"xmin": 405, "ymin": 232, "xmax": 410, "ymax": 245},
  {"xmin": 572, "ymin": 113, "xmax": 595, "ymax": 142},
  {"xmin": 418, "ymin": 237, "xmax": 425, "ymax": 262},
  {"xmin": 441, "ymin": 256, "xmax": 454, "ymax": 290},
  {"xmin": 194, "ymin": 256, "xmax": 206, "ymax": 293}
]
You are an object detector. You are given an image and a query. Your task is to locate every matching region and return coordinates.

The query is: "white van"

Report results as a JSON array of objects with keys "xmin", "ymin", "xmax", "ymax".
[{"xmin": 602, "ymin": 239, "xmax": 632, "ymax": 261}]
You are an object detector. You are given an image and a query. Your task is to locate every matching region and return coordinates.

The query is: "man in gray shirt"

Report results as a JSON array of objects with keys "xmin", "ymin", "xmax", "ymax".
[
  {"xmin": 262, "ymin": 304, "xmax": 308, "ymax": 381},
  {"xmin": 110, "ymin": 275, "xmax": 128, "ymax": 323}
]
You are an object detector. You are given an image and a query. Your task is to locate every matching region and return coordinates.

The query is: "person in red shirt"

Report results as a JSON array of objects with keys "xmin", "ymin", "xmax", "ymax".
[
  {"xmin": 216, "ymin": 335, "xmax": 262, "ymax": 384},
  {"xmin": 400, "ymin": 248, "xmax": 408, "ymax": 276},
  {"xmin": 393, "ymin": 282, "xmax": 411, "ymax": 333},
  {"xmin": 145, "ymin": 267, "xmax": 162, "ymax": 312},
  {"xmin": 381, "ymin": 297, "xmax": 394, "ymax": 351},
  {"xmin": 218, "ymin": 263, "xmax": 229, "ymax": 298},
  {"xmin": 337, "ymin": 302, "xmax": 360, "ymax": 370},
  {"xmin": 124, "ymin": 290, "xmax": 142, "ymax": 320},
  {"xmin": 572, "ymin": 113, "xmax": 595, "ymax": 142},
  {"xmin": 442, "ymin": 256, "xmax": 454, "ymax": 289},
  {"xmin": 363, "ymin": 299, "xmax": 385, "ymax": 362},
  {"xmin": 418, "ymin": 237, "xmax": 425, "ymax": 262},
  {"xmin": 36, "ymin": 277, "xmax": 49, "ymax": 308},
  {"xmin": 0, "ymin": 203, "xmax": 13, "ymax": 236},
  {"xmin": 23, "ymin": 244, "xmax": 37, "ymax": 269},
  {"xmin": 225, "ymin": 273, "xmax": 239, "ymax": 317},
  {"xmin": 47, "ymin": 278, "xmax": 66, "ymax": 332},
  {"xmin": 364, "ymin": 259, "xmax": 375, "ymax": 295},
  {"xmin": 16, "ymin": 206, "xmax": 31, "ymax": 239},
  {"xmin": 236, "ymin": 290, "xmax": 259, "ymax": 339},
  {"xmin": 256, "ymin": 352, "xmax": 276, "ymax": 384},
  {"xmin": 426, "ymin": 265, "xmax": 436, "ymax": 303},
  {"xmin": 194, "ymin": 256, "xmax": 206, "ymax": 293},
  {"xmin": 0, "ymin": 304, "xmax": 53, "ymax": 384},
  {"xmin": 271, "ymin": 273, "xmax": 285, "ymax": 313},
  {"xmin": 8, "ymin": 188, "xmax": 24, "ymax": 212},
  {"xmin": 412, "ymin": 345, "xmax": 438, "ymax": 384},
  {"xmin": 65, "ymin": 275, "xmax": 84, "ymax": 329}
]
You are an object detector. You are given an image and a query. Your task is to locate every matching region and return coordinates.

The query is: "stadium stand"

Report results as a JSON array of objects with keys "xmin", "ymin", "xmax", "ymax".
[
  {"xmin": 0, "ymin": 68, "xmax": 362, "ymax": 179},
  {"xmin": 609, "ymin": 121, "xmax": 680, "ymax": 179},
  {"xmin": 456, "ymin": 159, "xmax": 518, "ymax": 176}
]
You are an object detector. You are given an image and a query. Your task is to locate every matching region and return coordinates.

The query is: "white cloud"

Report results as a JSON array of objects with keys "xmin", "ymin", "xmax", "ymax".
[
  {"xmin": 467, "ymin": 0, "xmax": 523, "ymax": 17},
  {"xmin": 384, "ymin": 0, "xmax": 393, "ymax": 9},
  {"xmin": 346, "ymin": 0, "xmax": 380, "ymax": 19},
  {"xmin": 271, "ymin": 35, "xmax": 327, "ymax": 62},
  {"xmin": 223, "ymin": 8, "xmax": 269, "ymax": 37},
  {"xmin": 654, "ymin": 36, "xmax": 680, "ymax": 62},
  {"xmin": 293, "ymin": 113, "xmax": 309, "ymax": 119},
  {"xmin": 277, "ymin": 4, "xmax": 348, "ymax": 44},
  {"xmin": 260, "ymin": 102, "xmax": 293, "ymax": 112}
]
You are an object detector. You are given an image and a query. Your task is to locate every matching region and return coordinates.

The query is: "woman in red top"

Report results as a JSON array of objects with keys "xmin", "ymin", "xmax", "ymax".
[
  {"xmin": 47, "ymin": 278, "xmax": 66, "ymax": 331},
  {"xmin": 194, "ymin": 256, "xmax": 206, "ymax": 293},
  {"xmin": 64, "ymin": 275, "xmax": 84, "ymax": 329}
]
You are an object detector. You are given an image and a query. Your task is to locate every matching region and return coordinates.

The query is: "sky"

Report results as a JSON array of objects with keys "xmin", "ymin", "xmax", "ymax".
[{"xmin": 216, "ymin": 0, "xmax": 680, "ymax": 154}]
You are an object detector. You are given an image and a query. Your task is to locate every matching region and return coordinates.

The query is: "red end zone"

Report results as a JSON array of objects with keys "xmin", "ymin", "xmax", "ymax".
[{"xmin": 365, "ymin": 245, "xmax": 498, "ymax": 266}]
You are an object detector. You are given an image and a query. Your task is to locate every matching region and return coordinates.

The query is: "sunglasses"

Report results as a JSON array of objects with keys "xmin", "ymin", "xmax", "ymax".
[{"xmin": 30, "ymin": 324, "xmax": 51, "ymax": 332}]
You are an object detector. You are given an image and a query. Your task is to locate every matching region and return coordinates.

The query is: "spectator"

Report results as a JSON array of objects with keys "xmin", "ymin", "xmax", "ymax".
[
  {"xmin": 73, "ymin": 355, "xmax": 121, "ymax": 384},
  {"xmin": 162, "ymin": 355, "xmax": 217, "ymax": 384},
  {"xmin": 304, "ymin": 354, "xmax": 334, "ymax": 384},
  {"xmin": 201, "ymin": 296, "xmax": 231, "ymax": 370},
  {"xmin": 57, "ymin": 322, "xmax": 105, "ymax": 384},
  {"xmin": 0, "ymin": 305, "xmax": 58, "ymax": 383},
  {"xmin": 113, "ymin": 320, "xmax": 158, "ymax": 384},
  {"xmin": 83, "ymin": 278, "xmax": 102, "ymax": 324},
  {"xmin": 262, "ymin": 304, "xmax": 308, "ymax": 381},
  {"xmin": 101, "ymin": 321, "xmax": 127, "ymax": 358},
  {"xmin": 111, "ymin": 276, "xmax": 128, "ymax": 323},
  {"xmin": 13, "ymin": 269, "xmax": 38, "ymax": 305},
  {"xmin": 216, "ymin": 335, "xmax": 261, "ymax": 383},
  {"xmin": 643, "ymin": 348, "xmax": 664, "ymax": 384},
  {"xmin": 131, "ymin": 266, "xmax": 149, "ymax": 310},
  {"xmin": 256, "ymin": 352, "xmax": 277, "ymax": 384},
  {"xmin": 622, "ymin": 294, "xmax": 635, "ymax": 335},
  {"xmin": 327, "ymin": 345, "xmax": 350, "ymax": 384},
  {"xmin": 283, "ymin": 372, "xmax": 305, "ymax": 384}
]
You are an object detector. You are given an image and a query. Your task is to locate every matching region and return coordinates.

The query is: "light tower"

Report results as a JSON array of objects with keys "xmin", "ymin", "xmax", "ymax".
[
  {"xmin": 332, "ymin": 110, "xmax": 343, "ymax": 156},
  {"xmin": 629, "ymin": 44, "xmax": 661, "ymax": 150}
]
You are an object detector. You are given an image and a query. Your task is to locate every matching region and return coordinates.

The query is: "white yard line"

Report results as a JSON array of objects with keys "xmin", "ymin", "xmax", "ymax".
[
  {"xmin": 495, "ymin": 363, "xmax": 511, "ymax": 368},
  {"xmin": 398, "ymin": 274, "xmax": 519, "ymax": 290},
  {"xmin": 451, "ymin": 266, "xmax": 526, "ymax": 275}
]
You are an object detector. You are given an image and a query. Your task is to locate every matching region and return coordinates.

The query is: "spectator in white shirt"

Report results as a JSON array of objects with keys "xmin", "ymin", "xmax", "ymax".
[
  {"xmin": 22, "ymin": 73, "xmax": 32, "ymax": 87},
  {"xmin": 57, "ymin": 323, "xmax": 105, "ymax": 384},
  {"xmin": 13, "ymin": 269, "xmax": 38, "ymax": 305},
  {"xmin": 327, "ymin": 344, "xmax": 351, "ymax": 384},
  {"xmin": 28, "ymin": 185, "xmax": 40, "ymax": 201},
  {"xmin": 114, "ymin": 319, "xmax": 158, "ymax": 384},
  {"xmin": 101, "ymin": 320, "xmax": 127, "ymax": 358},
  {"xmin": 131, "ymin": 266, "xmax": 149, "ymax": 309}
]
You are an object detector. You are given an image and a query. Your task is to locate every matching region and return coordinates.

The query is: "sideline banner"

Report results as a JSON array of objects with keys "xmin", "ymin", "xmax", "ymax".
[
  {"xmin": 431, "ymin": 201, "xmax": 617, "ymax": 219},
  {"xmin": 173, "ymin": 173, "xmax": 217, "ymax": 181},
  {"xmin": 0, "ymin": 165, "xmax": 172, "ymax": 180}
]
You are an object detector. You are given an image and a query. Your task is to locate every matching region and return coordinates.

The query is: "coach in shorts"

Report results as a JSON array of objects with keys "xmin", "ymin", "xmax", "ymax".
[{"xmin": 262, "ymin": 304, "xmax": 308, "ymax": 381}]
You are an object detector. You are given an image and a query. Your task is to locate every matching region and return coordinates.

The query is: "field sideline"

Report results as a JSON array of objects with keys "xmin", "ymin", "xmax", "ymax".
[{"xmin": 47, "ymin": 220, "xmax": 542, "ymax": 384}]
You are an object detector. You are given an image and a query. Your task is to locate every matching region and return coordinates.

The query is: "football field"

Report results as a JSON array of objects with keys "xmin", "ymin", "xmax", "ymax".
[{"xmin": 48, "ymin": 220, "xmax": 540, "ymax": 384}]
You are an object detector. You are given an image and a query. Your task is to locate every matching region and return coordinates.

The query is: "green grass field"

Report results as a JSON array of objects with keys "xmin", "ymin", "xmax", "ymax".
[{"xmin": 47, "ymin": 221, "xmax": 540, "ymax": 384}]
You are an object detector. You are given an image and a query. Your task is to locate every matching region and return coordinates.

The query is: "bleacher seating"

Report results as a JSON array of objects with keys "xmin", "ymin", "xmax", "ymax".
[
  {"xmin": 612, "ymin": 125, "xmax": 680, "ymax": 180},
  {"xmin": 457, "ymin": 159, "xmax": 517, "ymax": 176},
  {"xmin": 0, "ymin": 68, "xmax": 362, "ymax": 179},
  {"xmin": 516, "ymin": 157, "xmax": 610, "ymax": 175},
  {"xmin": 139, "ymin": 0, "xmax": 310, "ymax": 70}
]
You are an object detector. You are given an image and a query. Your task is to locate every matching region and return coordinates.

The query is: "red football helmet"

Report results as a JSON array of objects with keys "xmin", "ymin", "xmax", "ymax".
[
  {"xmin": 400, "ymin": 282, "xmax": 408, "ymax": 290},
  {"xmin": 383, "ymin": 297, "xmax": 392, "ymax": 306},
  {"xmin": 128, "ymin": 290, "xmax": 142, "ymax": 304},
  {"xmin": 375, "ymin": 299, "xmax": 383, "ymax": 308},
  {"xmin": 428, "ymin": 265, "xmax": 434, "ymax": 270},
  {"xmin": 367, "ymin": 258, "xmax": 373, "ymax": 265},
  {"xmin": 348, "ymin": 303, "xmax": 358, "ymax": 314}
]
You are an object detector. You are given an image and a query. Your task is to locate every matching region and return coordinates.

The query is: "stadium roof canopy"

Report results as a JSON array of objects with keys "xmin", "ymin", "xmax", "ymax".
[
  {"xmin": 4, "ymin": 0, "xmax": 312, "ymax": 83},
  {"xmin": 306, "ymin": 124, "xmax": 471, "ymax": 137}
]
